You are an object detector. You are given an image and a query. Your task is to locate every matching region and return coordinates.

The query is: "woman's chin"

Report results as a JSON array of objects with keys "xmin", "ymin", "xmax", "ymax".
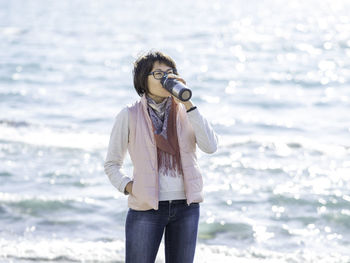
[{"xmin": 147, "ymin": 93, "xmax": 169, "ymax": 102}]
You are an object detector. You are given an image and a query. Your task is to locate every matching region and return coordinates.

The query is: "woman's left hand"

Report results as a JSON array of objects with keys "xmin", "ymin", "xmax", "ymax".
[{"xmin": 167, "ymin": 74, "xmax": 194, "ymax": 111}]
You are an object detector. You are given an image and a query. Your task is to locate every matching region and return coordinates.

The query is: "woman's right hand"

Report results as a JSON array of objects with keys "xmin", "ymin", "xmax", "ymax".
[{"xmin": 125, "ymin": 181, "xmax": 133, "ymax": 194}]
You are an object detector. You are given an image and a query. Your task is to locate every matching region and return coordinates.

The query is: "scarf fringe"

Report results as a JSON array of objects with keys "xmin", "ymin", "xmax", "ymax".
[{"xmin": 157, "ymin": 149, "xmax": 183, "ymax": 178}]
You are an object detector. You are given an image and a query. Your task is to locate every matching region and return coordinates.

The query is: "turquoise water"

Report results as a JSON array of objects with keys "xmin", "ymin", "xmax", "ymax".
[{"xmin": 1, "ymin": 0, "xmax": 350, "ymax": 262}]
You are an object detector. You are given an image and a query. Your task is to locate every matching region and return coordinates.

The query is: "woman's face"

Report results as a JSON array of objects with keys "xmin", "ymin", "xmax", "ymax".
[{"xmin": 147, "ymin": 61, "xmax": 174, "ymax": 102}]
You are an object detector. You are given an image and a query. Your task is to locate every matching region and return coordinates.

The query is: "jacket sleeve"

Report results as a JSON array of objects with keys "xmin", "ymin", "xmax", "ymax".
[
  {"xmin": 187, "ymin": 108, "xmax": 219, "ymax": 154},
  {"xmin": 104, "ymin": 107, "xmax": 132, "ymax": 195}
]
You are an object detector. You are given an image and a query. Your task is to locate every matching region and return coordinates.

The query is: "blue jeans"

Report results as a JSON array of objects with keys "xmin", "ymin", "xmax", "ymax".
[{"xmin": 125, "ymin": 199, "xmax": 200, "ymax": 263}]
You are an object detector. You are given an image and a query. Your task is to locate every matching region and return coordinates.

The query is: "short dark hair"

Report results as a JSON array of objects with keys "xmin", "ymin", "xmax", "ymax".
[{"xmin": 132, "ymin": 50, "xmax": 178, "ymax": 96}]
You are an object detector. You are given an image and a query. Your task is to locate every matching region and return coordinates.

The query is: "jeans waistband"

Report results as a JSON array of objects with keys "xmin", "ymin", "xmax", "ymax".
[{"xmin": 159, "ymin": 199, "xmax": 187, "ymax": 204}]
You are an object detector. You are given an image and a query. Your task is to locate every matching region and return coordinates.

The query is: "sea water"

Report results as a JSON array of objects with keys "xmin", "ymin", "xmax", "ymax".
[{"xmin": 1, "ymin": 0, "xmax": 350, "ymax": 262}]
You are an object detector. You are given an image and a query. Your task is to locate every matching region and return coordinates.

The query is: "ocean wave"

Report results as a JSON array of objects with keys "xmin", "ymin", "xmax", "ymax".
[
  {"xmin": 219, "ymin": 135, "xmax": 349, "ymax": 157},
  {"xmin": 0, "ymin": 236, "xmax": 349, "ymax": 263},
  {"xmin": 0, "ymin": 124, "xmax": 107, "ymax": 151},
  {"xmin": 0, "ymin": 192, "xmax": 102, "ymax": 215},
  {"xmin": 0, "ymin": 172, "xmax": 13, "ymax": 177},
  {"xmin": 0, "ymin": 119, "xmax": 30, "ymax": 128}
]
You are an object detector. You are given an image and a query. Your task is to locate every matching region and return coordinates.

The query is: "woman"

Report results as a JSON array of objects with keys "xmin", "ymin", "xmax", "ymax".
[{"xmin": 104, "ymin": 50, "xmax": 218, "ymax": 263}]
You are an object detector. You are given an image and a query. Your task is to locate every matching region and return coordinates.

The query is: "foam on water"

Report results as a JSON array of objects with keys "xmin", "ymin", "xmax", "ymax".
[
  {"xmin": 0, "ymin": 123, "xmax": 107, "ymax": 151},
  {"xmin": 1, "ymin": 237, "xmax": 349, "ymax": 263}
]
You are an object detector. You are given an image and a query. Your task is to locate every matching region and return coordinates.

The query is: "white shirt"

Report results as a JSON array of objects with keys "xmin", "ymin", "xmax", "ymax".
[{"xmin": 104, "ymin": 106, "xmax": 218, "ymax": 201}]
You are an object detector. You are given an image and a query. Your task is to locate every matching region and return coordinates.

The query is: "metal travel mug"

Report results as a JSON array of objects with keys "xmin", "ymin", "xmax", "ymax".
[{"xmin": 160, "ymin": 75, "xmax": 192, "ymax": 102}]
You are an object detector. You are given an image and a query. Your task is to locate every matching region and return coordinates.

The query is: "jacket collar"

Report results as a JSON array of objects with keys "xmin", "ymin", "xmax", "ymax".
[
  {"xmin": 141, "ymin": 93, "xmax": 148, "ymax": 112},
  {"xmin": 141, "ymin": 94, "xmax": 171, "ymax": 112}
]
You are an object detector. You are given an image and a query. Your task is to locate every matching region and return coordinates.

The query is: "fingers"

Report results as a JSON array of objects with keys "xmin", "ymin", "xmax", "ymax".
[
  {"xmin": 167, "ymin": 73, "xmax": 186, "ymax": 85},
  {"xmin": 171, "ymin": 95, "xmax": 181, "ymax": 104},
  {"xmin": 167, "ymin": 73, "xmax": 177, "ymax": 78},
  {"xmin": 171, "ymin": 94, "xmax": 193, "ymax": 106}
]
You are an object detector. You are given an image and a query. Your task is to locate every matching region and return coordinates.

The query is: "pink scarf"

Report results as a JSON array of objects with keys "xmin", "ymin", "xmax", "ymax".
[{"xmin": 146, "ymin": 96, "xmax": 183, "ymax": 177}]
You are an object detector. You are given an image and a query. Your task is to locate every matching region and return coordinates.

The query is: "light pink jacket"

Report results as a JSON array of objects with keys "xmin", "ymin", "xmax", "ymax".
[{"xmin": 127, "ymin": 95, "xmax": 204, "ymax": 210}]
